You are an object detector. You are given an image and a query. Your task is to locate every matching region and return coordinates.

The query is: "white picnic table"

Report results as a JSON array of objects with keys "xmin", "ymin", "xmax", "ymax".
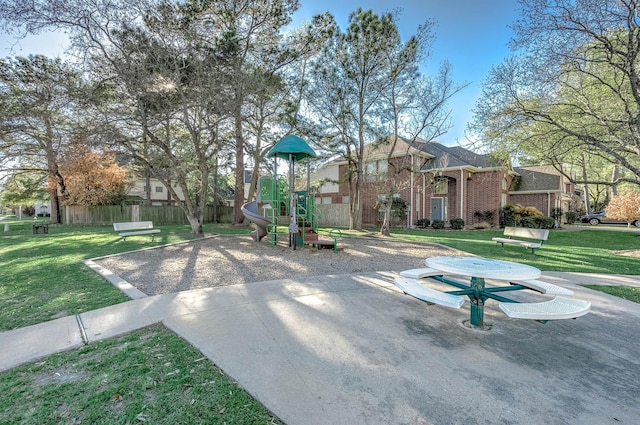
[{"xmin": 396, "ymin": 256, "xmax": 590, "ymax": 327}]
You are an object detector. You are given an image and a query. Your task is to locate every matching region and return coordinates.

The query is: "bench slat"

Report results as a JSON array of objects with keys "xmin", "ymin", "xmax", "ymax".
[
  {"xmin": 493, "ymin": 227, "xmax": 548, "ymax": 256},
  {"xmin": 399, "ymin": 268, "xmax": 443, "ymax": 279},
  {"xmin": 113, "ymin": 221, "xmax": 155, "ymax": 231},
  {"xmin": 118, "ymin": 229, "xmax": 161, "ymax": 237},
  {"xmin": 491, "ymin": 237, "xmax": 541, "ymax": 249},
  {"xmin": 394, "ymin": 277, "xmax": 465, "ymax": 309},
  {"xmin": 513, "ymin": 279, "xmax": 573, "ymax": 295},
  {"xmin": 113, "ymin": 221, "xmax": 160, "ymax": 241},
  {"xmin": 499, "ymin": 297, "xmax": 590, "ymax": 320},
  {"xmin": 503, "ymin": 227, "xmax": 549, "ymax": 240}
]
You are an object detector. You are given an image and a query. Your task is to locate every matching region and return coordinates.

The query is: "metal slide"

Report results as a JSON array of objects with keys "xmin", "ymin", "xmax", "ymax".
[{"xmin": 241, "ymin": 201, "xmax": 271, "ymax": 242}]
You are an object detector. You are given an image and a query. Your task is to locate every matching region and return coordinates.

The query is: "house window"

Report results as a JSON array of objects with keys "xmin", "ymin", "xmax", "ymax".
[
  {"xmin": 342, "ymin": 196, "xmax": 350, "ymax": 204},
  {"xmin": 365, "ymin": 160, "xmax": 388, "ymax": 182},
  {"xmin": 322, "ymin": 197, "xmax": 332, "ymax": 205},
  {"xmin": 155, "ymin": 186, "xmax": 164, "ymax": 193},
  {"xmin": 378, "ymin": 160, "xmax": 387, "ymax": 180},
  {"xmin": 433, "ymin": 178, "xmax": 448, "ymax": 195},
  {"xmin": 244, "ymin": 170, "xmax": 252, "ymax": 184}
]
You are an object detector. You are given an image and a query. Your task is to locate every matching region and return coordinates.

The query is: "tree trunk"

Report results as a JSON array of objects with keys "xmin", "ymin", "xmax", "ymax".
[
  {"xmin": 233, "ymin": 114, "xmax": 245, "ymax": 225},
  {"xmin": 187, "ymin": 214, "xmax": 203, "ymax": 235},
  {"xmin": 580, "ymin": 154, "xmax": 592, "ymax": 213},
  {"xmin": 348, "ymin": 168, "xmax": 363, "ymax": 230},
  {"xmin": 49, "ymin": 186, "xmax": 61, "ymax": 224},
  {"xmin": 611, "ymin": 165, "xmax": 619, "ymax": 197},
  {"xmin": 379, "ymin": 197, "xmax": 392, "ymax": 236}
]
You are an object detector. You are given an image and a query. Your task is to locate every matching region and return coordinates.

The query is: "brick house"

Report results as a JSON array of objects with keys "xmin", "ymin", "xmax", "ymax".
[{"xmin": 313, "ymin": 136, "xmax": 580, "ymax": 227}]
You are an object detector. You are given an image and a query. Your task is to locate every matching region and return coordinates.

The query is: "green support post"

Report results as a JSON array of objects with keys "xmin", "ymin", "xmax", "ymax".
[{"xmin": 469, "ymin": 277, "xmax": 486, "ymax": 327}]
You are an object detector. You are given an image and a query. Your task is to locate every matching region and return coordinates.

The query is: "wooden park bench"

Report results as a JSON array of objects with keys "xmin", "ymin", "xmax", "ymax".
[
  {"xmin": 492, "ymin": 227, "xmax": 549, "ymax": 256},
  {"xmin": 113, "ymin": 221, "xmax": 161, "ymax": 242}
]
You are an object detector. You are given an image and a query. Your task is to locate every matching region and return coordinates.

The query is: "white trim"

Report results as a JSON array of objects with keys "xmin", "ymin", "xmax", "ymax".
[{"xmin": 459, "ymin": 169, "xmax": 464, "ymax": 218}]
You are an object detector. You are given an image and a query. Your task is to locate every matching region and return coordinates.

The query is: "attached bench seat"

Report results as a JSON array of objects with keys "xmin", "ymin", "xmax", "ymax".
[
  {"xmin": 512, "ymin": 279, "xmax": 574, "ymax": 295},
  {"xmin": 492, "ymin": 227, "xmax": 549, "ymax": 256},
  {"xmin": 113, "ymin": 221, "xmax": 161, "ymax": 241},
  {"xmin": 499, "ymin": 297, "xmax": 591, "ymax": 320},
  {"xmin": 399, "ymin": 267, "xmax": 443, "ymax": 279},
  {"xmin": 394, "ymin": 277, "xmax": 465, "ymax": 309}
]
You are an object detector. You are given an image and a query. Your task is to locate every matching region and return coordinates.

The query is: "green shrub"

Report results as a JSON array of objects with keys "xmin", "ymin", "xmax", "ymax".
[
  {"xmin": 415, "ymin": 218, "xmax": 430, "ymax": 228},
  {"xmin": 565, "ymin": 211, "xmax": 579, "ymax": 224},
  {"xmin": 521, "ymin": 216, "xmax": 556, "ymax": 229},
  {"xmin": 474, "ymin": 210, "xmax": 495, "ymax": 222},
  {"xmin": 431, "ymin": 219, "xmax": 445, "ymax": 229},
  {"xmin": 450, "ymin": 217, "xmax": 465, "ymax": 230},
  {"xmin": 538, "ymin": 216, "xmax": 556, "ymax": 229},
  {"xmin": 500, "ymin": 205, "xmax": 518, "ymax": 227}
]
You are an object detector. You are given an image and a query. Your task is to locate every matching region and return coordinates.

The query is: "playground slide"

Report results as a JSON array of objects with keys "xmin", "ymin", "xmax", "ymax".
[{"xmin": 241, "ymin": 201, "xmax": 272, "ymax": 242}]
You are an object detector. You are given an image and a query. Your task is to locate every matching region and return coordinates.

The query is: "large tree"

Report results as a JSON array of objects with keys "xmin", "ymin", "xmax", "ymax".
[
  {"xmin": 472, "ymin": 0, "xmax": 640, "ymax": 190},
  {"xmin": 304, "ymin": 9, "xmax": 465, "ymax": 232},
  {"xmin": 378, "ymin": 60, "xmax": 466, "ymax": 236},
  {"xmin": 0, "ymin": 55, "xmax": 84, "ymax": 224},
  {"xmin": 0, "ymin": 0, "xmax": 324, "ymax": 233},
  {"xmin": 304, "ymin": 9, "xmax": 408, "ymax": 230},
  {"xmin": 95, "ymin": 2, "xmax": 239, "ymax": 234}
]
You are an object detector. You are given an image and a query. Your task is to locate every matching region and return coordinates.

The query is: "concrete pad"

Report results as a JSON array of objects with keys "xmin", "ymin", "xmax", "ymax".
[
  {"xmin": 0, "ymin": 315, "xmax": 83, "ymax": 372},
  {"xmin": 164, "ymin": 274, "xmax": 640, "ymax": 424},
  {"xmin": 3, "ymin": 269, "xmax": 640, "ymax": 424},
  {"xmin": 160, "ymin": 285, "xmax": 248, "ymax": 314}
]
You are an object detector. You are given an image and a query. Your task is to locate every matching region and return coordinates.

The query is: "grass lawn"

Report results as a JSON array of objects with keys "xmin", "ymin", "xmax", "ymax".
[{"xmin": 0, "ymin": 324, "xmax": 281, "ymax": 424}]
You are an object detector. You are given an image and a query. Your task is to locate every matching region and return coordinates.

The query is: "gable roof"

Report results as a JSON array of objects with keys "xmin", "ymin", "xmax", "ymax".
[
  {"xmin": 316, "ymin": 135, "xmax": 496, "ymax": 170},
  {"xmin": 512, "ymin": 166, "xmax": 561, "ymax": 191},
  {"xmin": 410, "ymin": 139, "xmax": 495, "ymax": 170}
]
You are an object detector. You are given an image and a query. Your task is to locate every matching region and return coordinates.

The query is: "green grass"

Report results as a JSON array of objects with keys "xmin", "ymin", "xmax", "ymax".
[
  {"xmin": 0, "ymin": 324, "xmax": 281, "ymax": 425},
  {"xmin": 383, "ymin": 227, "xmax": 640, "ymax": 275},
  {"xmin": 583, "ymin": 285, "xmax": 640, "ymax": 303}
]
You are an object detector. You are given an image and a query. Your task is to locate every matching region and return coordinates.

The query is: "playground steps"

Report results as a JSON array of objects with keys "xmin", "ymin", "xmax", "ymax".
[
  {"xmin": 304, "ymin": 239, "xmax": 344, "ymax": 251},
  {"xmin": 299, "ymin": 228, "xmax": 343, "ymax": 251}
]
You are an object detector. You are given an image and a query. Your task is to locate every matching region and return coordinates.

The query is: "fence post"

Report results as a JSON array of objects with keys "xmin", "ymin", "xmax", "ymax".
[{"xmin": 131, "ymin": 205, "xmax": 140, "ymax": 222}]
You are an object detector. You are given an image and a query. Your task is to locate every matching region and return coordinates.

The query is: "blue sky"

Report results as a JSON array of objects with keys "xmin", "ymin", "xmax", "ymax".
[{"xmin": 0, "ymin": 0, "xmax": 519, "ymax": 146}]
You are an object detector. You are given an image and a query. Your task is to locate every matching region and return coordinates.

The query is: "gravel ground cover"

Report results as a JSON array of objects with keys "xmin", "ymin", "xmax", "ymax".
[{"xmin": 93, "ymin": 235, "xmax": 461, "ymax": 295}]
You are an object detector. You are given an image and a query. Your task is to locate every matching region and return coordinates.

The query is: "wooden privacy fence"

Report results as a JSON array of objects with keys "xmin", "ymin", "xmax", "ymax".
[
  {"xmin": 62, "ymin": 205, "xmax": 233, "ymax": 225},
  {"xmin": 316, "ymin": 204, "xmax": 349, "ymax": 227}
]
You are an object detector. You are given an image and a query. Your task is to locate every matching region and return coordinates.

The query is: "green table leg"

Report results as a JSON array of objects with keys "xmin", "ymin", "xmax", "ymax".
[{"xmin": 469, "ymin": 277, "xmax": 486, "ymax": 327}]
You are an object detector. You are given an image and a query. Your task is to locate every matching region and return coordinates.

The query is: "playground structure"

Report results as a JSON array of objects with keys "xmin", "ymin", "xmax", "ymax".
[{"xmin": 241, "ymin": 135, "xmax": 342, "ymax": 251}]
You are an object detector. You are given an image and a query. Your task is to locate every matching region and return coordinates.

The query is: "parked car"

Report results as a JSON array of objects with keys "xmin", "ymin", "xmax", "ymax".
[{"xmin": 580, "ymin": 211, "xmax": 640, "ymax": 227}]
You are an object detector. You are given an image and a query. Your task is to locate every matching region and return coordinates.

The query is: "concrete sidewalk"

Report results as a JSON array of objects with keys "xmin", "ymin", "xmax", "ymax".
[{"xmin": 2, "ymin": 270, "xmax": 640, "ymax": 424}]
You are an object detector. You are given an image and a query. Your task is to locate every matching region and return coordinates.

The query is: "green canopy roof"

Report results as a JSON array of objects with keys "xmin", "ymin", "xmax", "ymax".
[{"xmin": 266, "ymin": 135, "xmax": 317, "ymax": 161}]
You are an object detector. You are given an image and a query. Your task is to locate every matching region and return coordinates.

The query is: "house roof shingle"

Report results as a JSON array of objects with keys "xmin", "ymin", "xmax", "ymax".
[
  {"xmin": 512, "ymin": 166, "xmax": 561, "ymax": 191},
  {"xmin": 409, "ymin": 140, "xmax": 494, "ymax": 170}
]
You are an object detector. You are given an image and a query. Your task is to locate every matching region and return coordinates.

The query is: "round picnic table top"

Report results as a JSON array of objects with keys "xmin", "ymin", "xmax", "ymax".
[{"xmin": 425, "ymin": 256, "xmax": 541, "ymax": 281}]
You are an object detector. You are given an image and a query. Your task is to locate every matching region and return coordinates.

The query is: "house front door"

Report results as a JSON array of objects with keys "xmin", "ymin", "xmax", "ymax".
[{"xmin": 430, "ymin": 197, "xmax": 444, "ymax": 221}]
